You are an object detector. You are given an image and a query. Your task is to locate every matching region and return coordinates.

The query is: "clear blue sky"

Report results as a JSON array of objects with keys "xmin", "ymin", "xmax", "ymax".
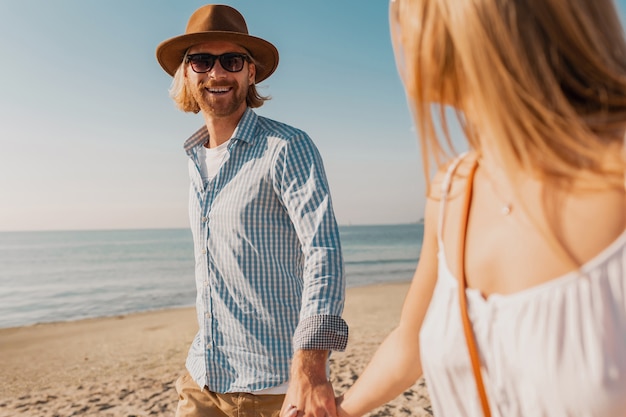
[{"xmin": 1, "ymin": 1, "xmax": 625, "ymax": 232}]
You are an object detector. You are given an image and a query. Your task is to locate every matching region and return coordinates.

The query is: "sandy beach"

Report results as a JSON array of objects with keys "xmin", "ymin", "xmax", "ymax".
[{"xmin": 0, "ymin": 282, "xmax": 431, "ymax": 417}]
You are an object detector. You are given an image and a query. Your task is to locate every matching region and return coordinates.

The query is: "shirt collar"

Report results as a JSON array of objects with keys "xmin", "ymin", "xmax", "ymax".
[{"xmin": 183, "ymin": 108, "xmax": 258, "ymax": 154}]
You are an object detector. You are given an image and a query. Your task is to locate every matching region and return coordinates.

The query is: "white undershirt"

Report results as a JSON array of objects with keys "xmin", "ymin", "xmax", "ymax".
[
  {"xmin": 252, "ymin": 382, "xmax": 289, "ymax": 395},
  {"xmin": 198, "ymin": 139, "xmax": 231, "ymax": 184}
]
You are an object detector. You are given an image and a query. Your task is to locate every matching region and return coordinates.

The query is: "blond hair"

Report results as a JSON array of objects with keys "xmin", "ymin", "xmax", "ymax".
[
  {"xmin": 391, "ymin": 0, "xmax": 626, "ymax": 190},
  {"xmin": 169, "ymin": 50, "xmax": 270, "ymax": 113}
]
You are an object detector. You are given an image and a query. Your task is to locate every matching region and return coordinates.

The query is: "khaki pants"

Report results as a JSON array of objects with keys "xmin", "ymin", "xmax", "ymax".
[{"xmin": 175, "ymin": 371, "xmax": 285, "ymax": 417}]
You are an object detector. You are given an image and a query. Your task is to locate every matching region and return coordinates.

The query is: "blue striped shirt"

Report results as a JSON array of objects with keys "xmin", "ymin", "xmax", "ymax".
[{"xmin": 183, "ymin": 108, "xmax": 348, "ymax": 393}]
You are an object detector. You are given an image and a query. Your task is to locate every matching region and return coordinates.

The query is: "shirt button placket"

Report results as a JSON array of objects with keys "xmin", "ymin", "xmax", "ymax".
[
  {"xmin": 202, "ymin": 215, "xmax": 213, "ymax": 351},
  {"xmin": 205, "ymin": 310, "xmax": 213, "ymax": 351}
]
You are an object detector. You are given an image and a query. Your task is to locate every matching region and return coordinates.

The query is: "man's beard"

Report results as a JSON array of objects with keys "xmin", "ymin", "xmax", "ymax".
[{"xmin": 190, "ymin": 80, "xmax": 247, "ymax": 118}]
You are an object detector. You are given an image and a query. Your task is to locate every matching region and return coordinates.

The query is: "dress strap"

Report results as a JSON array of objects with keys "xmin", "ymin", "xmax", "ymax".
[
  {"xmin": 456, "ymin": 157, "xmax": 491, "ymax": 417},
  {"xmin": 437, "ymin": 152, "xmax": 469, "ymax": 247}
]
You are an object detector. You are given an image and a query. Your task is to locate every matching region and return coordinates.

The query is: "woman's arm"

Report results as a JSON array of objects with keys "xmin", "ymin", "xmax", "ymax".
[{"xmin": 336, "ymin": 192, "xmax": 441, "ymax": 417}]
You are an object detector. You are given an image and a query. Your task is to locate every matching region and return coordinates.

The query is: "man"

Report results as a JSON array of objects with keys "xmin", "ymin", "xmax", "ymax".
[{"xmin": 155, "ymin": 5, "xmax": 348, "ymax": 417}]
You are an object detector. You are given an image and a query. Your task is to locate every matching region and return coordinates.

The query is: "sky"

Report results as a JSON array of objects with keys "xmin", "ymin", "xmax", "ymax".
[{"xmin": 1, "ymin": 1, "xmax": 626, "ymax": 232}]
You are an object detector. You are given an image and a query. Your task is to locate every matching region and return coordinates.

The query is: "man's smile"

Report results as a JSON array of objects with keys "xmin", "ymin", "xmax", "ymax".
[{"xmin": 206, "ymin": 86, "xmax": 232, "ymax": 95}]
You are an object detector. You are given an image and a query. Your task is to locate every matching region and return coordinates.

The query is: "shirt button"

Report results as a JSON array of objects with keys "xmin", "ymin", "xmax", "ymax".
[
  {"xmin": 205, "ymin": 312, "xmax": 212, "ymax": 319},
  {"xmin": 202, "ymin": 216, "xmax": 208, "ymax": 222},
  {"xmin": 201, "ymin": 249, "xmax": 207, "ymax": 254}
]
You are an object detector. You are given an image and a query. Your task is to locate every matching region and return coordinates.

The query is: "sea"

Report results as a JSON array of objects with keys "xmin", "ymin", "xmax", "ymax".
[{"xmin": 0, "ymin": 224, "xmax": 423, "ymax": 329}]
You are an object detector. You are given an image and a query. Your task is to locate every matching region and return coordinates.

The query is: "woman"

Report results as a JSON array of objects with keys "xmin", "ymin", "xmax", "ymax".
[{"xmin": 336, "ymin": 0, "xmax": 626, "ymax": 415}]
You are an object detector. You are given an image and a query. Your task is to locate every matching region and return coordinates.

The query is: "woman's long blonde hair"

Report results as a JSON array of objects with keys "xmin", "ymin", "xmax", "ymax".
[{"xmin": 390, "ymin": 0, "xmax": 626, "ymax": 190}]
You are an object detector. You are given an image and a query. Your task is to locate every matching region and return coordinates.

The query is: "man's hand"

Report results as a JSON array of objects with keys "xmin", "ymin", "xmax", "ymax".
[{"xmin": 281, "ymin": 350, "xmax": 336, "ymax": 417}]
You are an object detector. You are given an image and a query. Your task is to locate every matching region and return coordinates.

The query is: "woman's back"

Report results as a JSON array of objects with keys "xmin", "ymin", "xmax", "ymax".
[
  {"xmin": 420, "ymin": 154, "xmax": 626, "ymax": 416},
  {"xmin": 446, "ymin": 154, "xmax": 626, "ymax": 297}
]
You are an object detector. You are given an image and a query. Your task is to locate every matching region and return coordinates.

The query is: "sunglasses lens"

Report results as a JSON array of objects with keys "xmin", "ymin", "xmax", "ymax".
[
  {"xmin": 219, "ymin": 53, "xmax": 246, "ymax": 72},
  {"xmin": 187, "ymin": 53, "xmax": 248, "ymax": 73},
  {"xmin": 189, "ymin": 54, "xmax": 216, "ymax": 73}
]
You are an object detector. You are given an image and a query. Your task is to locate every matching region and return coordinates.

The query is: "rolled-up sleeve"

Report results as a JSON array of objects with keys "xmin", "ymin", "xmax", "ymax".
[{"xmin": 293, "ymin": 314, "xmax": 348, "ymax": 351}]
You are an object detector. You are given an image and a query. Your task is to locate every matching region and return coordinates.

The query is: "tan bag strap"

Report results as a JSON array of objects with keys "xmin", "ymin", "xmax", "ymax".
[{"xmin": 457, "ymin": 158, "xmax": 492, "ymax": 417}]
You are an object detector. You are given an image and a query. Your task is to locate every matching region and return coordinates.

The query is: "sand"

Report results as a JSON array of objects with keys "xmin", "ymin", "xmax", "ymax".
[{"xmin": 0, "ymin": 282, "xmax": 432, "ymax": 417}]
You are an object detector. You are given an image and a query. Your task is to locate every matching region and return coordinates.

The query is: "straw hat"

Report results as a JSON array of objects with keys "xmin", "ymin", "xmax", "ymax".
[{"xmin": 156, "ymin": 4, "xmax": 279, "ymax": 82}]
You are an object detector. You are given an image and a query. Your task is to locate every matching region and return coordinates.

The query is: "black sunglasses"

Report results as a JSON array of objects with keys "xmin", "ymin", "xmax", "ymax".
[{"xmin": 186, "ymin": 52, "xmax": 250, "ymax": 73}]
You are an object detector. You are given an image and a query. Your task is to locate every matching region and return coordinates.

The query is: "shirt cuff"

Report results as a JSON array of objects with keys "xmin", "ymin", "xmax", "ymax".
[{"xmin": 293, "ymin": 314, "xmax": 349, "ymax": 351}]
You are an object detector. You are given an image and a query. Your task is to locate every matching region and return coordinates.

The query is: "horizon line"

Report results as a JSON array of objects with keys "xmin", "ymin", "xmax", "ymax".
[{"xmin": 0, "ymin": 220, "xmax": 425, "ymax": 234}]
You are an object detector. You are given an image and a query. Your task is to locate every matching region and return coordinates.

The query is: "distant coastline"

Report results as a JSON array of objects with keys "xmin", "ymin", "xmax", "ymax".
[{"xmin": 0, "ymin": 222, "xmax": 425, "ymax": 234}]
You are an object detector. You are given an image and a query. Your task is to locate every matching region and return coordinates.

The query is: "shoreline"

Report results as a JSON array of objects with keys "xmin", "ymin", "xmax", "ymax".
[
  {"xmin": 0, "ymin": 280, "xmax": 415, "ymax": 332},
  {"xmin": 0, "ymin": 281, "xmax": 431, "ymax": 417}
]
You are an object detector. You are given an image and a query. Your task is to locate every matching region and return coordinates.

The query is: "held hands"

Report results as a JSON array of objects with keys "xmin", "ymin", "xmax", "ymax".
[
  {"xmin": 280, "ymin": 378, "xmax": 337, "ymax": 417},
  {"xmin": 282, "ymin": 395, "xmax": 352, "ymax": 417},
  {"xmin": 280, "ymin": 350, "xmax": 338, "ymax": 417},
  {"xmin": 283, "ymin": 403, "xmax": 299, "ymax": 417},
  {"xmin": 334, "ymin": 394, "xmax": 350, "ymax": 417}
]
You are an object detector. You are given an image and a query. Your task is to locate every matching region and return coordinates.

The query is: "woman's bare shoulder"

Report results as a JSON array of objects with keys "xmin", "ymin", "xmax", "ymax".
[{"xmin": 428, "ymin": 151, "xmax": 478, "ymax": 201}]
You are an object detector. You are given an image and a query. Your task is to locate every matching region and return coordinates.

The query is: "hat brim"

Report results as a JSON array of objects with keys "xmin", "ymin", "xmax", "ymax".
[{"xmin": 156, "ymin": 32, "xmax": 279, "ymax": 83}]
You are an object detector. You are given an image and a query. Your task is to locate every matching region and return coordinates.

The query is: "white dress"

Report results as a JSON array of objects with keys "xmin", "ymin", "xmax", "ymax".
[{"xmin": 419, "ymin": 160, "xmax": 626, "ymax": 417}]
